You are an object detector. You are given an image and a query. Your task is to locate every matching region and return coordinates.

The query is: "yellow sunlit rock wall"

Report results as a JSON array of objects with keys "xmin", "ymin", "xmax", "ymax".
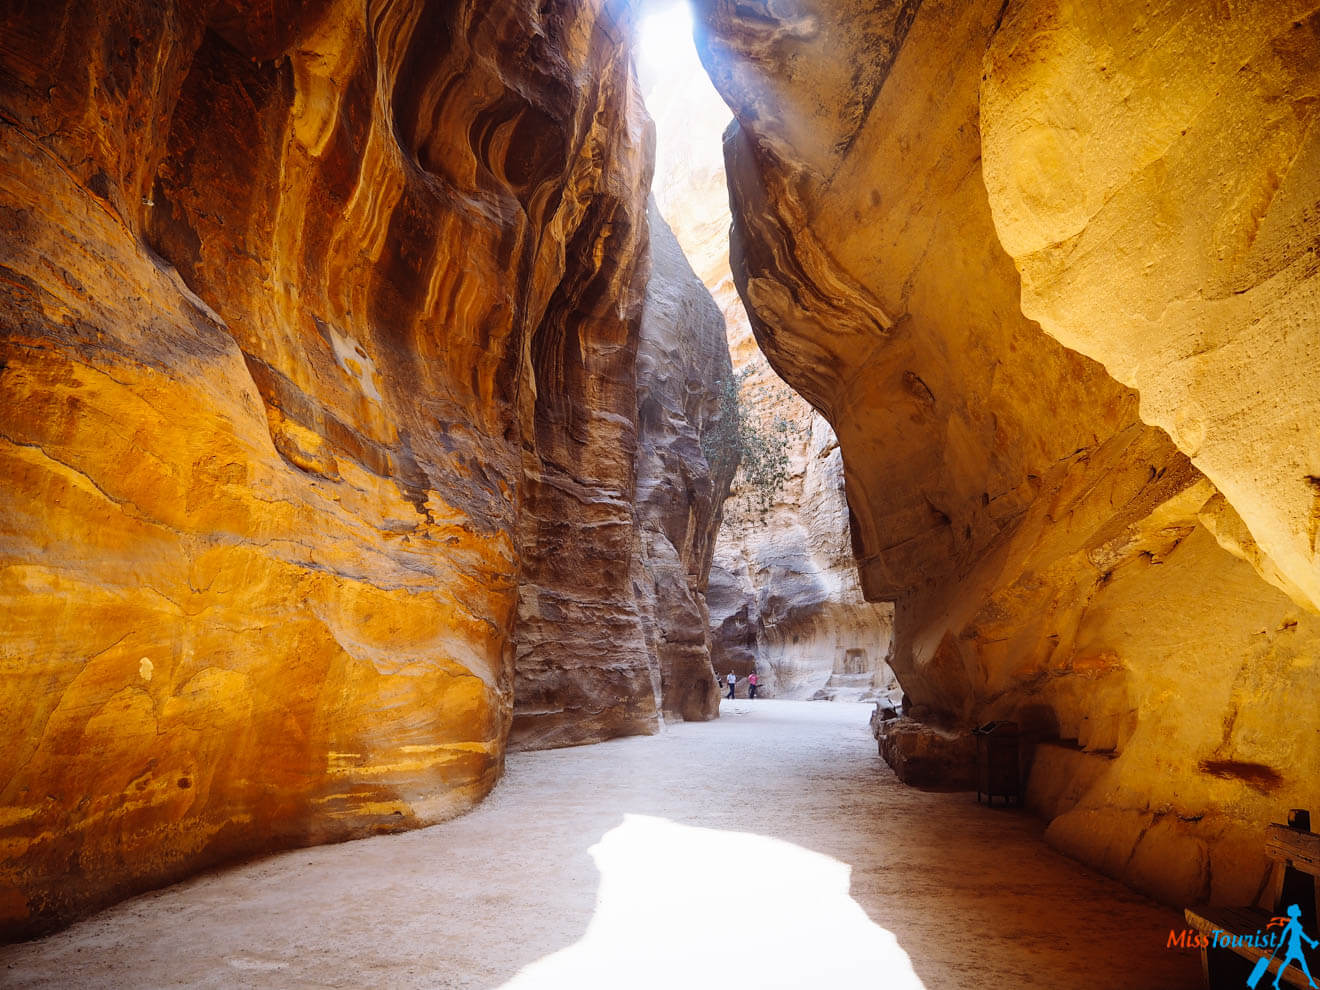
[
  {"xmin": 0, "ymin": 0, "xmax": 690, "ymax": 937},
  {"xmin": 694, "ymin": 0, "xmax": 1320, "ymax": 906},
  {"xmin": 981, "ymin": 1, "xmax": 1320, "ymax": 615}
]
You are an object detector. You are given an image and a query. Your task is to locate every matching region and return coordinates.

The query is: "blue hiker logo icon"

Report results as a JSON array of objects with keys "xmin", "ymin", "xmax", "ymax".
[{"xmin": 1246, "ymin": 904, "xmax": 1319, "ymax": 989}]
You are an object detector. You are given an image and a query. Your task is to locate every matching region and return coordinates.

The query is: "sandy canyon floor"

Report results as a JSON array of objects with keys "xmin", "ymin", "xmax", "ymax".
[{"xmin": 2, "ymin": 701, "xmax": 1201, "ymax": 988}]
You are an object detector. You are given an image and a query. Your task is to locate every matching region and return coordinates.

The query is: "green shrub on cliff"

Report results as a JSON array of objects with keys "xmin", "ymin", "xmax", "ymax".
[{"xmin": 703, "ymin": 368, "xmax": 794, "ymax": 515}]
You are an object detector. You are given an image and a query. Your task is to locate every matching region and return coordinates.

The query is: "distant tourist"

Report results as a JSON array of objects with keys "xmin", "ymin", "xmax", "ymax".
[
  {"xmin": 726, "ymin": 671, "xmax": 736, "ymax": 699},
  {"xmin": 748, "ymin": 671, "xmax": 758, "ymax": 699}
]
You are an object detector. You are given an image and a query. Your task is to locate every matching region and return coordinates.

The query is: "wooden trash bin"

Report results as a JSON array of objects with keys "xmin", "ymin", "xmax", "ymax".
[{"xmin": 974, "ymin": 720, "xmax": 1020, "ymax": 806}]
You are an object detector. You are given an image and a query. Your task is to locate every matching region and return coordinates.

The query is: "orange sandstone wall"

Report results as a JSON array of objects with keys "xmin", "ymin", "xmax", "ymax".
[{"xmin": 0, "ymin": 0, "xmax": 681, "ymax": 937}]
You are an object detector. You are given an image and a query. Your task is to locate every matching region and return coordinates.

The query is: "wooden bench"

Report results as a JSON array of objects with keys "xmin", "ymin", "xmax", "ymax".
[{"xmin": 1185, "ymin": 813, "xmax": 1320, "ymax": 989}]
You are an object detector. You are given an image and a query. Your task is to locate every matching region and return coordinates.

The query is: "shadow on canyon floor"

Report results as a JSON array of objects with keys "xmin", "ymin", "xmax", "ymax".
[{"xmin": 0, "ymin": 701, "xmax": 1200, "ymax": 989}]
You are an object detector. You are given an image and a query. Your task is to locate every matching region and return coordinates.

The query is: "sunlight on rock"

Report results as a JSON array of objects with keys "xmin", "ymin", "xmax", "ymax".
[
  {"xmin": 2, "ymin": 0, "xmax": 1317, "ymax": 966},
  {"xmin": 500, "ymin": 814, "xmax": 925, "ymax": 989}
]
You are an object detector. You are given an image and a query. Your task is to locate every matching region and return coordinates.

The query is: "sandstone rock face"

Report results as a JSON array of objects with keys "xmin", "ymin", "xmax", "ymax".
[
  {"xmin": 981, "ymin": 1, "xmax": 1320, "ymax": 615},
  {"xmin": 629, "ymin": 201, "xmax": 736, "ymax": 724},
  {"xmin": 872, "ymin": 717, "xmax": 976, "ymax": 791},
  {"xmin": 642, "ymin": 22, "xmax": 895, "ymax": 701},
  {"xmin": 694, "ymin": 0, "xmax": 1320, "ymax": 906},
  {"xmin": 0, "ymin": 0, "xmax": 669, "ymax": 937},
  {"xmin": 709, "ymin": 410, "xmax": 898, "ymax": 701}
]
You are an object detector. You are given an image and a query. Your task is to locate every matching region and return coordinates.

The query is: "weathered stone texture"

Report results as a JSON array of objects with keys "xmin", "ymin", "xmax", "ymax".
[
  {"xmin": 710, "ymin": 409, "xmax": 897, "ymax": 701},
  {"xmin": 0, "ymin": 0, "xmax": 660, "ymax": 937},
  {"xmin": 873, "ymin": 717, "xmax": 976, "ymax": 791},
  {"xmin": 694, "ymin": 0, "xmax": 1320, "ymax": 906},
  {"xmin": 981, "ymin": 0, "xmax": 1320, "ymax": 614},
  {"xmin": 630, "ymin": 201, "xmax": 735, "ymax": 724}
]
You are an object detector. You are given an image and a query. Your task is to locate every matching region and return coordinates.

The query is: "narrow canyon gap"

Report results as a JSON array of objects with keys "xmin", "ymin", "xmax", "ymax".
[
  {"xmin": 0, "ymin": 0, "xmax": 1317, "ymax": 957},
  {"xmin": 638, "ymin": 2, "xmax": 899, "ymax": 706}
]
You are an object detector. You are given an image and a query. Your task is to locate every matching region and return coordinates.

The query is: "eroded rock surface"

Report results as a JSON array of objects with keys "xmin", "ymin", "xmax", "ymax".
[
  {"xmin": 872, "ymin": 717, "xmax": 976, "ymax": 791},
  {"xmin": 981, "ymin": 1, "xmax": 1320, "ymax": 614},
  {"xmin": 709, "ymin": 409, "xmax": 897, "ymax": 701},
  {"xmin": 630, "ymin": 201, "xmax": 736, "ymax": 724},
  {"xmin": 0, "ymin": 0, "xmax": 673, "ymax": 937},
  {"xmin": 695, "ymin": 0, "xmax": 1320, "ymax": 906}
]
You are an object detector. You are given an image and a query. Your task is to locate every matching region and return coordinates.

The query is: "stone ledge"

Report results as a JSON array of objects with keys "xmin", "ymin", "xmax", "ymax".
[{"xmin": 873, "ymin": 715, "xmax": 976, "ymax": 790}]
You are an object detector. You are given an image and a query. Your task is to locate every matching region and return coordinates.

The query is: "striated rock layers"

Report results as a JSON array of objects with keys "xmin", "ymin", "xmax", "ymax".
[
  {"xmin": 695, "ymin": 0, "xmax": 1320, "ymax": 907},
  {"xmin": 0, "ymin": 0, "xmax": 731, "ymax": 938},
  {"xmin": 643, "ymin": 37, "xmax": 895, "ymax": 701},
  {"xmin": 515, "ymin": 195, "xmax": 734, "ymax": 747},
  {"xmin": 630, "ymin": 201, "xmax": 736, "ymax": 724}
]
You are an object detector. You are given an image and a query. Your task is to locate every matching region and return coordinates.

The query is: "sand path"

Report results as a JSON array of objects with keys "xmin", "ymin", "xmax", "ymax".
[{"xmin": 2, "ymin": 700, "xmax": 1201, "ymax": 988}]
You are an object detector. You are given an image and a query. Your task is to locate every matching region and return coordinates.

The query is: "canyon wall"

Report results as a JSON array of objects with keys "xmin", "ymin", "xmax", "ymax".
[
  {"xmin": 630, "ymin": 201, "xmax": 735, "ymax": 723},
  {"xmin": 0, "ymin": 0, "xmax": 732, "ymax": 938},
  {"xmin": 708, "ymin": 398, "xmax": 897, "ymax": 702},
  {"xmin": 694, "ymin": 0, "xmax": 1320, "ymax": 906},
  {"xmin": 643, "ymin": 31, "xmax": 895, "ymax": 700},
  {"xmin": 980, "ymin": 2, "xmax": 1320, "ymax": 617}
]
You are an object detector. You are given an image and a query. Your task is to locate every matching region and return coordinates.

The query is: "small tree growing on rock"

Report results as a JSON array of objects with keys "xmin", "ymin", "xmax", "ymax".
[{"xmin": 703, "ymin": 368, "xmax": 794, "ymax": 517}]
